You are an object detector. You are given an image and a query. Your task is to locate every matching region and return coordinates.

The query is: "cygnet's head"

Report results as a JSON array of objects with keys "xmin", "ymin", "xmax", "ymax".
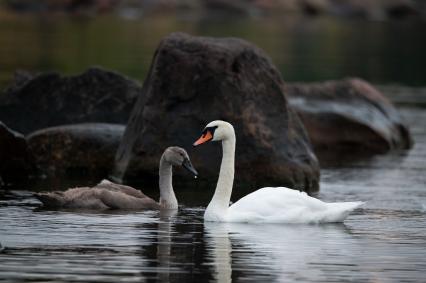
[
  {"xmin": 193, "ymin": 120, "xmax": 234, "ymax": 146},
  {"xmin": 162, "ymin": 146, "xmax": 198, "ymax": 176}
]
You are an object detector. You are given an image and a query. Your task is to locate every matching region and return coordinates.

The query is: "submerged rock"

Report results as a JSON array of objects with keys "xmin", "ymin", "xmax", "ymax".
[
  {"xmin": 113, "ymin": 32, "xmax": 319, "ymax": 192},
  {"xmin": 286, "ymin": 78, "xmax": 413, "ymax": 161},
  {"xmin": 0, "ymin": 121, "xmax": 35, "ymax": 183},
  {"xmin": 27, "ymin": 123, "xmax": 125, "ymax": 177},
  {"xmin": 0, "ymin": 67, "xmax": 140, "ymax": 134}
]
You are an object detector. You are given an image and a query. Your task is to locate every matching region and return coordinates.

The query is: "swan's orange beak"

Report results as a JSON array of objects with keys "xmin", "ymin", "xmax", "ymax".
[{"xmin": 193, "ymin": 131, "xmax": 213, "ymax": 146}]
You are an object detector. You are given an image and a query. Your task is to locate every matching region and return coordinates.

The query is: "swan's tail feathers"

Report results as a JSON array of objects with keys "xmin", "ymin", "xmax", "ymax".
[
  {"xmin": 338, "ymin": 201, "xmax": 365, "ymax": 211},
  {"xmin": 325, "ymin": 201, "xmax": 365, "ymax": 223},
  {"xmin": 99, "ymin": 179, "xmax": 113, "ymax": 186},
  {"xmin": 34, "ymin": 192, "xmax": 65, "ymax": 208}
]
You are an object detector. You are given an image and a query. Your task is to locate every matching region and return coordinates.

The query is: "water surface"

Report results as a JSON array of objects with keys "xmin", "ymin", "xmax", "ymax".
[{"xmin": 1, "ymin": 103, "xmax": 426, "ymax": 282}]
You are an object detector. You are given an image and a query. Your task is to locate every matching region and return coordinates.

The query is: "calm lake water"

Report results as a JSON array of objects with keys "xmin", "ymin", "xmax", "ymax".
[
  {"xmin": 1, "ymin": 100, "xmax": 426, "ymax": 282},
  {"xmin": 1, "ymin": 11, "xmax": 426, "ymax": 283},
  {"xmin": 0, "ymin": 12, "xmax": 426, "ymax": 87}
]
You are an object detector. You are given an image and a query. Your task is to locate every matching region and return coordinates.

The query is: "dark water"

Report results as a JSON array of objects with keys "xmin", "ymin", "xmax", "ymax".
[
  {"xmin": 1, "ymin": 102, "xmax": 426, "ymax": 282},
  {"xmin": 0, "ymin": 12, "xmax": 426, "ymax": 88},
  {"xmin": 1, "ymin": 11, "xmax": 426, "ymax": 283}
]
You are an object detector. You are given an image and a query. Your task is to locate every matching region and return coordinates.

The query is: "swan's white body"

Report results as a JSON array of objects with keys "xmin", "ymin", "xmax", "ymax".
[
  {"xmin": 227, "ymin": 187, "xmax": 363, "ymax": 223},
  {"xmin": 195, "ymin": 121, "xmax": 364, "ymax": 223}
]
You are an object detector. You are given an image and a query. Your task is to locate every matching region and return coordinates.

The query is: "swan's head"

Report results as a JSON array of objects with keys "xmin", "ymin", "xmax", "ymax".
[
  {"xmin": 193, "ymin": 120, "xmax": 235, "ymax": 146},
  {"xmin": 162, "ymin": 147, "xmax": 198, "ymax": 176}
]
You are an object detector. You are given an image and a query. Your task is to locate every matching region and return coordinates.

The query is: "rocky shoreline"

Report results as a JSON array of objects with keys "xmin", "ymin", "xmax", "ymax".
[
  {"xmin": 0, "ymin": 33, "xmax": 413, "ymax": 192},
  {"xmin": 3, "ymin": 0, "xmax": 425, "ymax": 21}
]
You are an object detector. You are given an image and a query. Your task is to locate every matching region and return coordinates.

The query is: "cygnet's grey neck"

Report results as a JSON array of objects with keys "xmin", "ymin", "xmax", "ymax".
[{"xmin": 159, "ymin": 155, "xmax": 178, "ymax": 209}]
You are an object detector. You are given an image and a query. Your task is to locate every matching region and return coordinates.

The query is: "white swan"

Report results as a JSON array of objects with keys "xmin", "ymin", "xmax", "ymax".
[
  {"xmin": 35, "ymin": 147, "xmax": 198, "ymax": 210},
  {"xmin": 193, "ymin": 120, "xmax": 364, "ymax": 223}
]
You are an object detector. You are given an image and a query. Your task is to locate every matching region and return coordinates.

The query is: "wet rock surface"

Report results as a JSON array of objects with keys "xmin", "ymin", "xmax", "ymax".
[
  {"xmin": 114, "ymin": 32, "xmax": 320, "ymax": 192},
  {"xmin": 0, "ymin": 122, "xmax": 35, "ymax": 183},
  {"xmin": 27, "ymin": 123, "xmax": 125, "ymax": 177},
  {"xmin": 286, "ymin": 78, "xmax": 413, "ymax": 161},
  {"xmin": 0, "ymin": 67, "xmax": 140, "ymax": 134}
]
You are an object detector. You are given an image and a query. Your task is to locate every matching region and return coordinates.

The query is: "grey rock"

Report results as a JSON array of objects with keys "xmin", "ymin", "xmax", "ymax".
[
  {"xmin": 286, "ymin": 78, "xmax": 413, "ymax": 162},
  {"xmin": 0, "ymin": 67, "xmax": 140, "ymax": 134},
  {"xmin": 113, "ymin": 32, "xmax": 320, "ymax": 193},
  {"xmin": 0, "ymin": 121, "xmax": 35, "ymax": 183},
  {"xmin": 27, "ymin": 123, "xmax": 125, "ymax": 177}
]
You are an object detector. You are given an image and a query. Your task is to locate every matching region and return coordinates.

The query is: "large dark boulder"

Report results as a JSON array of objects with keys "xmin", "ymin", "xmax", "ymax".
[
  {"xmin": 286, "ymin": 78, "xmax": 413, "ymax": 161},
  {"xmin": 0, "ymin": 121, "xmax": 35, "ymax": 183},
  {"xmin": 0, "ymin": 67, "xmax": 140, "ymax": 134},
  {"xmin": 113, "ymin": 32, "xmax": 319, "ymax": 193},
  {"xmin": 27, "ymin": 123, "xmax": 125, "ymax": 177}
]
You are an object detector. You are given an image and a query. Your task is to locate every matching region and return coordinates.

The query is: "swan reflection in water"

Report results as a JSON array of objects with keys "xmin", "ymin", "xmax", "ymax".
[
  {"xmin": 204, "ymin": 222, "xmax": 364, "ymax": 283},
  {"xmin": 204, "ymin": 222, "xmax": 233, "ymax": 283},
  {"xmin": 141, "ymin": 211, "xmax": 375, "ymax": 283},
  {"xmin": 150, "ymin": 209, "xmax": 178, "ymax": 283}
]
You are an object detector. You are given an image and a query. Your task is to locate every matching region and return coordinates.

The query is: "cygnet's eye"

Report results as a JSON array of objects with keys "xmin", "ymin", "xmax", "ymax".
[{"xmin": 178, "ymin": 152, "xmax": 186, "ymax": 161}]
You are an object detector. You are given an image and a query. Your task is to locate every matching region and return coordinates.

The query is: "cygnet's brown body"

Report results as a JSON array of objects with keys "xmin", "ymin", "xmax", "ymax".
[
  {"xmin": 35, "ymin": 147, "xmax": 197, "ymax": 210},
  {"xmin": 36, "ymin": 180, "xmax": 161, "ymax": 210}
]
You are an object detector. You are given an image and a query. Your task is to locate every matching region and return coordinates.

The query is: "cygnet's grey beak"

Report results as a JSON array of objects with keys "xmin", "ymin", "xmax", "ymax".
[{"xmin": 182, "ymin": 158, "xmax": 198, "ymax": 177}]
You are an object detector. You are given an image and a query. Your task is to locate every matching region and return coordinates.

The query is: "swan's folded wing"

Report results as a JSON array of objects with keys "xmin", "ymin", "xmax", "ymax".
[
  {"xmin": 228, "ymin": 187, "xmax": 362, "ymax": 223},
  {"xmin": 97, "ymin": 188, "xmax": 160, "ymax": 210},
  {"xmin": 95, "ymin": 179, "xmax": 149, "ymax": 199}
]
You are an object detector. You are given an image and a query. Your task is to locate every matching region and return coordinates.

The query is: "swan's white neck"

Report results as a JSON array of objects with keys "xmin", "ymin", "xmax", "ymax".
[
  {"xmin": 205, "ymin": 132, "xmax": 235, "ymax": 220},
  {"xmin": 159, "ymin": 156, "xmax": 178, "ymax": 209}
]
